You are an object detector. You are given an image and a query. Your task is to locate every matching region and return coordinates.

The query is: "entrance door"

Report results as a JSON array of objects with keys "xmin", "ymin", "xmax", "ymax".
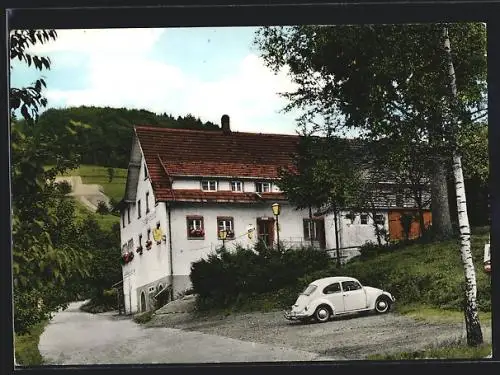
[
  {"xmin": 316, "ymin": 219, "xmax": 326, "ymax": 250},
  {"xmin": 257, "ymin": 218, "xmax": 275, "ymax": 247}
]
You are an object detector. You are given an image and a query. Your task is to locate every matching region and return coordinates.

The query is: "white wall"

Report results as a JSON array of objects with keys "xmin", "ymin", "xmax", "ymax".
[
  {"xmin": 172, "ymin": 180, "xmax": 200, "ymax": 190},
  {"xmin": 120, "ymin": 158, "xmax": 171, "ymax": 314},
  {"xmin": 324, "ymin": 211, "xmax": 389, "ymax": 250},
  {"xmin": 169, "ymin": 202, "xmax": 310, "ymax": 278}
]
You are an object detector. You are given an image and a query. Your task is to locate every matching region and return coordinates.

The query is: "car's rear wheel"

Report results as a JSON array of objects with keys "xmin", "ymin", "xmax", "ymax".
[
  {"xmin": 314, "ymin": 305, "xmax": 331, "ymax": 323},
  {"xmin": 374, "ymin": 296, "xmax": 391, "ymax": 314}
]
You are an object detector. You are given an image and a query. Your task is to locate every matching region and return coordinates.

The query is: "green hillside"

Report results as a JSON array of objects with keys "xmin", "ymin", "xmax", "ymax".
[
  {"xmin": 60, "ymin": 164, "xmax": 128, "ymax": 202},
  {"xmin": 73, "ymin": 199, "xmax": 120, "ymax": 232},
  {"xmin": 308, "ymin": 229, "xmax": 492, "ymax": 313},
  {"xmin": 25, "ymin": 106, "xmax": 220, "ymax": 169}
]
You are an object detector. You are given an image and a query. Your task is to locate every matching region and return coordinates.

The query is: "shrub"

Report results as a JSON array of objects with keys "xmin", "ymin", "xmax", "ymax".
[
  {"xmin": 96, "ymin": 200, "xmax": 110, "ymax": 215},
  {"xmin": 55, "ymin": 180, "xmax": 72, "ymax": 195},
  {"xmin": 190, "ymin": 244, "xmax": 333, "ymax": 310},
  {"xmin": 80, "ymin": 288, "xmax": 118, "ymax": 313}
]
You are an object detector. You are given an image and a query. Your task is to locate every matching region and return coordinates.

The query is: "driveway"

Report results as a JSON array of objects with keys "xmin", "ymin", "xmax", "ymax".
[
  {"xmin": 38, "ymin": 301, "xmax": 340, "ymax": 365},
  {"xmin": 147, "ymin": 309, "xmax": 492, "ymax": 360}
]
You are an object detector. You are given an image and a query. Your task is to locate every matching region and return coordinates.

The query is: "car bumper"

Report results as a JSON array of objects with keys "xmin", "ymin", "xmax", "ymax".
[{"xmin": 284, "ymin": 310, "xmax": 310, "ymax": 320}]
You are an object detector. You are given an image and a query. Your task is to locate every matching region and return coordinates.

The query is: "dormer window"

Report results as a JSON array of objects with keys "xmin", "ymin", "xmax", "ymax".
[
  {"xmin": 231, "ymin": 181, "xmax": 243, "ymax": 192},
  {"xmin": 201, "ymin": 180, "xmax": 217, "ymax": 191},
  {"xmin": 255, "ymin": 182, "xmax": 271, "ymax": 193}
]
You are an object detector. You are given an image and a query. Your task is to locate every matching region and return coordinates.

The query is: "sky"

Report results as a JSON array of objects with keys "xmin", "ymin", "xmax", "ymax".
[{"xmin": 10, "ymin": 27, "xmax": 303, "ymax": 135}]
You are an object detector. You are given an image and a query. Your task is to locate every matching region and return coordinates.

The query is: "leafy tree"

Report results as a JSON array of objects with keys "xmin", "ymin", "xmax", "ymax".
[
  {"xmin": 10, "ymin": 30, "xmax": 93, "ymax": 334},
  {"xmin": 255, "ymin": 23, "xmax": 485, "ymax": 346},
  {"xmin": 254, "ymin": 23, "xmax": 486, "ymax": 240},
  {"xmin": 278, "ymin": 132, "xmax": 363, "ymax": 265},
  {"xmin": 31, "ymin": 106, "xmax": 220, "ymax": 168}
]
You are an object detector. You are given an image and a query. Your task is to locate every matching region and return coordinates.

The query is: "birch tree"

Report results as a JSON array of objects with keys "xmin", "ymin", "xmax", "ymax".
[{"xmin": 442, "ymin": 26, "xmax": 483, "ymax": 346}]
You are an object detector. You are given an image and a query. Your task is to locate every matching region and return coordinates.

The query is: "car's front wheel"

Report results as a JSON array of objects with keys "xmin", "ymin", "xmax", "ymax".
[
  {"xmin": 374, "ymin": 296, "xmax": 391, "ymax": 314},
  {"xmin": 314, "ymin": 305, "xmax": 331, "ymax": 323}
]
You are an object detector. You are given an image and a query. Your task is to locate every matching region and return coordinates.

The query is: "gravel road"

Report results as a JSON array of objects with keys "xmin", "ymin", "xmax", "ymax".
[
  {"xmin": 55, "ymin": 176, "xmax": 110, "ymax": 212},
  {"xmin": 38, "ymin": 302, "xmax": 340, "ymax": 365},
  {"xmin": 146, "ymin": 309, "xmax": 492, "ymax": 360}
]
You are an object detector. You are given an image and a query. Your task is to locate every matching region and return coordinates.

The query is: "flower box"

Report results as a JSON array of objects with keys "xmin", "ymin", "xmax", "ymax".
[
  {"xmin": 145, "ymin": 240, "xmax": 153, "ymax": 250},
  {"xmin": 136, "ymin": 246, "xmax": 144, "ymax": 255},
  {"xmin": 189, "ymin": 228, "xmax": 205, "ymax": 238},
  {"xmin": 120, "ymin": 251, "xmax": 135, "ymax": 265}
]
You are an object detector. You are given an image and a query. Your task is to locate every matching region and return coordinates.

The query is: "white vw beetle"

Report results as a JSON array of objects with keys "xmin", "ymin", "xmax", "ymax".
[{"xmin": 284, "ymin": 276, "xmax": 395, "ymax": 323}]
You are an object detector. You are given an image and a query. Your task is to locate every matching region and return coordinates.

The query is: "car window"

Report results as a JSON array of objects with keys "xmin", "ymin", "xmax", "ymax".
[
  {"xmin": 342, "ymin": 280, "xmax": 362, "ymax": 292},
  {"xmin": 322, "ymin": 283, "xmax": 341, "ymax": 294},
  {"xmin": 302, "ymin": 284, "xmax": 317, "ymax": 296}
]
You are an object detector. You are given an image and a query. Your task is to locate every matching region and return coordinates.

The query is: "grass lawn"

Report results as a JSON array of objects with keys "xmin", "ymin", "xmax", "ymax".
[
  {"xmin": 367, "ymin": 339, "xmax": 492, "ymax": 360},
  {"xmin": 53, "ymin": 164, "xmax": 127, "ymax": 202},
  {"xmin": 395, "ymin": 303, "xmax": 492, "ymax": 326},
  {"xmin": 15, "ymin": 320, "xmax": 48, "ymax": 366},
  {"xmin": 74, "ymin": 199, "xmax": 120, "ymax": 231}
]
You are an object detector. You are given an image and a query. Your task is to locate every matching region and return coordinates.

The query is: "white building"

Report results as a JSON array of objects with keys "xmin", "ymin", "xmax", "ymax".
[{"xmin": 118, "ymin": 115, "xmax": 430, "ymax": 314}]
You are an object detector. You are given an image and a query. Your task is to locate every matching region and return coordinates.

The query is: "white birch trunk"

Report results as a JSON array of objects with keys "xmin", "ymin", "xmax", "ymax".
[{"xmin": 444, "ymin": 26, "xmax": 483, "ymax": 346}]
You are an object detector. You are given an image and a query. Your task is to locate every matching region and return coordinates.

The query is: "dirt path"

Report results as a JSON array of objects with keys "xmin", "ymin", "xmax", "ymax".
[
  {"xmin": 147, "ymin": 309, "xmax": 492, "ymax": 360},
  {"xmin": 55, "ymin": 176, "xmax": 110, "ymax": 212},
  {"xmin": 38, "ymin": 301, "xmax": 341, "ymax": 365}
]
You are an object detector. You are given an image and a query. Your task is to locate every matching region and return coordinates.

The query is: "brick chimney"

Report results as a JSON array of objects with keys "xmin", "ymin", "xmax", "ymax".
[{"xmin": 221, "ymin": 114, "xmax": 231, "ymax": 134}]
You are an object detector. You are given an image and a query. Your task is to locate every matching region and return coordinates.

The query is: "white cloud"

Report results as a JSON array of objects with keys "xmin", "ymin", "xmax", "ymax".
[
  {"xmin": 42, "ymin": 29, "xmax": 301, "ymax": 134},
  {"xmin": 29, "ymin": 28, "xmax": 165, "ymax": 55}
]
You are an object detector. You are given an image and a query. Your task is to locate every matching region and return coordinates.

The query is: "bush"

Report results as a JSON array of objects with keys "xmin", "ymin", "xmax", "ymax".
[
  {"xmin": 190, "ymin": 244, "xmax": 334, "ymax": 310},
  {"xmin": 55, "ymin": 180, "xmax": 72, "ymax": 195},
  {"xmin": 359, "ymin": 241, "xmax": 395, "ymax": 259},
  {"xmin": 96, "ymin": 200, "xmax": 110, "ymax": 215},
  {"xmin": 80, "ymin": 289, "xmax": 118, "ymax": 313}
]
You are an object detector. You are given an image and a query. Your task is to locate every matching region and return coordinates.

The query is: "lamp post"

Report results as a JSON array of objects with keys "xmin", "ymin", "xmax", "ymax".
[
  {"xmin": 219, "ymin": 229, "xmax": 227, "ymax": 250},
  {"xmin": 272, "ymin": 202, "xmax": 281, "ymax": 250}
]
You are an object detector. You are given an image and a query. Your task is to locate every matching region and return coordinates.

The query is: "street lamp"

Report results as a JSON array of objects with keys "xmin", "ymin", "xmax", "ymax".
[
  {"xmin": 219, "ymin": 229, "xmax": 227, "ymax": 250},
  {"xmin": 272, "ymin": 202, "xmax": 281, "ymax": 250}
]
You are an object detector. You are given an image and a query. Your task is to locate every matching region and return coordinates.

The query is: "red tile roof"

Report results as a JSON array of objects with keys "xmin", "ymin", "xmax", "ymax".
[
  {"xmin": 135, "ymin": 126, "xmax": 299, "ymax": 203},
  {"xmin": 154, "ymin": 189, "xmax": 287, "ymax": 203}
]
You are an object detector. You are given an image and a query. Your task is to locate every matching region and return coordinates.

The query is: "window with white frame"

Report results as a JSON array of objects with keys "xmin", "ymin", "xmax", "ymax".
[
  {"xmin": 122, "ymin": 211, "xmax": 126, "ymax": 228},
  {"xmin": 146, "ymin": 192, "xmax": 150, "ymax": 213},
  {"xmin": 144, "ymin": 163, "xmax": 148, "ymax": 179},
  {"xmin": 255, "ymin": 182, "xmax": 271, "ymax": 193},
  {"xmin": 187, "ymin": 216, "xmax": 205, "ymax": 239},
  {"xmin": 127, "ymin": 206, "xmax": 131, "ymax": 224},
  {"xmin": 201, "ymin": 180, "xmax": 217, "ymax": 191},
  {"xmin": 231, "ymin": 181, "xmax": 243, "ymax": 192},
  {"xmin": 360, "ymin": 213, "xmax": 369, "ymax": 225},
  {"xmin": 303, "ymin": 219, "xmax": 320, "ymax": 240},
  {"xmin": 137, "ymin": 200, "xmax": 142, "ymax": 218},
  {"xmin": 217, "ymin": 217, "xmax": 235, "ymax": 239}
]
